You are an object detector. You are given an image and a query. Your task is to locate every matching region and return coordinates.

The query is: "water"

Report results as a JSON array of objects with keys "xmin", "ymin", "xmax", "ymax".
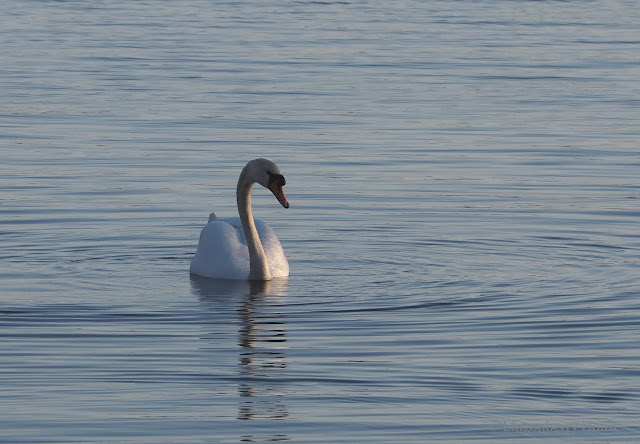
[{"xmin": 1, "ymin": 0, "xmax": 639, "ymax": 442}]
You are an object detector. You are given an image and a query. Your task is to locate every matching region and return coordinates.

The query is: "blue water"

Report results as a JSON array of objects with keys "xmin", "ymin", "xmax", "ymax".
[{"xmin": 1, "ymin": 0, "xmax": 639, "ymax": 442}]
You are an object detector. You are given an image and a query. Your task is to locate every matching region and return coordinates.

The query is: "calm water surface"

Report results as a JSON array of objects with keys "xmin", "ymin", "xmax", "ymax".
[{"xmin": 1, "ymin": 0, "xmax": 639, "ymax": 442}]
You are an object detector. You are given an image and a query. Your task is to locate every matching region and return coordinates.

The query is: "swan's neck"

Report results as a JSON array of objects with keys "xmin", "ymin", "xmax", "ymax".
[{"xmin": 237, "ymin": 170, "xmax": 271, "ymax": 281}]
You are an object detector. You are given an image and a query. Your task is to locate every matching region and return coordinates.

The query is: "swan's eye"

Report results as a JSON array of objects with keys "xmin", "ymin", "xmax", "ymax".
[{"xmin": 267, "ymin": 172, "xmax": 286, "ymax": 187}]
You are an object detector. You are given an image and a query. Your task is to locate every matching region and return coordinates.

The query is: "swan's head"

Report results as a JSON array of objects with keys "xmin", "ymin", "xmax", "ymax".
[{"xmin": 246, "ymin": 158, "xmax": 290, "ymax": 209}]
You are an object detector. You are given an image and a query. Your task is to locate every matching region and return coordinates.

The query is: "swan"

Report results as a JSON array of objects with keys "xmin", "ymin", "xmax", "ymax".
[{"xmin": 190, "ymin": 158, "xmax": 290, "ymax": 281}]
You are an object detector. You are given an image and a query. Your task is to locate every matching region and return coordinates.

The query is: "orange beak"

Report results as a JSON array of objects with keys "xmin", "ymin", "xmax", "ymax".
[{"xmin": 269, "ymin": 183, "xmax": 289, "ymax": 208}]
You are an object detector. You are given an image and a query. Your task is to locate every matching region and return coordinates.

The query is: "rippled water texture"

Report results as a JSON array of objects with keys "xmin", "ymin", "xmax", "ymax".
[{"xmin": 1, "ymin": 0, "xmax": 639, "ymax": 442}]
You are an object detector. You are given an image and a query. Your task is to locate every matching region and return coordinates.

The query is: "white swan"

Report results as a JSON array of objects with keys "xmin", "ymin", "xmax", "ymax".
[{"xmin": 190, "ymin": 158, "xmax": 290, "ymax": 281}]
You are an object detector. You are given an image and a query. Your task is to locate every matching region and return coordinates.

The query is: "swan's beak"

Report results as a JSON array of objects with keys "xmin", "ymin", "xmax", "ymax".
[
  {"xmin": 267, "ymin": 171, "xmax": 289, "ymax": 208},
  {"xmin": 269, "ymin": 183, "xmax": 289, "ymax": 208}
]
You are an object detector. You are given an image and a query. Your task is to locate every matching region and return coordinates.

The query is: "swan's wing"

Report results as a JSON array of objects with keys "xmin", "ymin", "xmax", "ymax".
[
  {"xmin": 190, "ymin": 216, "xmax": 289, "ymax": 279},
  {"xmin": 189, "ymin": 218, "xmax": 250, "ymax": 280},
  {"xmin": 254, "ymin": 219, "xmax": 290, "ymax": 278}
]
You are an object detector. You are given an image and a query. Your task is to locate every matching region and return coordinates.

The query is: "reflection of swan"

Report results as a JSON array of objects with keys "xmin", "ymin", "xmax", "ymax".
[
  {"xmin": 190, "ymin": 159, "xmax": 290, "ymax": 281},
  {"xmin": 190, "ymin": 274, "xmax": 287, "ymax": 301},
  {"xmin": 237, "ymin": 291, "xmax": 288, "ymax": 421},
  {"xmin": 192, "ymin": 275, "xmax": 289, "ymax": 424}
]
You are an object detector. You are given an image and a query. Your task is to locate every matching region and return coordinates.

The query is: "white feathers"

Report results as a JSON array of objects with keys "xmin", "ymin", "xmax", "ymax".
[
  {"xmin": 190, "ymin": 216, "xmax": 289, "ymax": 280},
  {"xmin": 189, "ymin": 159, "xmax": 290, "ymax": 281}
]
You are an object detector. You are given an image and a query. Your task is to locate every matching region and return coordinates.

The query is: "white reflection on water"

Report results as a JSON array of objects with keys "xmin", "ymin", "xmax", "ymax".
[{"xmin": 192, "ymin": 277, "xmax": 290, "ymax": 425}]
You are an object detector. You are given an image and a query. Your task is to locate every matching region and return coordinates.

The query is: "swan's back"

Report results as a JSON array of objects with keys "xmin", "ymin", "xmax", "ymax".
[{"xmin": 189, "ymin": 216, "xmax": 289, "ymax": 280}]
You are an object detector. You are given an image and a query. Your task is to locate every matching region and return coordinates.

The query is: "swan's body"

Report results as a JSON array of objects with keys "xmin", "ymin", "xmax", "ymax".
[
  {"xmin": 190, "ymin": 159, "xmax": 289, "ymax": 281},
  {"xmin": 190, "ymin": 214, "xmax": 289, "ymax": 280}
]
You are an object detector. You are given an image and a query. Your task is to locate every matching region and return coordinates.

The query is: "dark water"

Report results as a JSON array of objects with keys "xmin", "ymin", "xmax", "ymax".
[{"xmin": 1, "ymin": 0, "xmax": 639, "ymax": 442}]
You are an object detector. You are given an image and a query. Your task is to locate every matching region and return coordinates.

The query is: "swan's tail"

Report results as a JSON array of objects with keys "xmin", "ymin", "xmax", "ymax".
[{"xmin": 208, "ymin": 212, "xmax": 217, "ymax": 222}]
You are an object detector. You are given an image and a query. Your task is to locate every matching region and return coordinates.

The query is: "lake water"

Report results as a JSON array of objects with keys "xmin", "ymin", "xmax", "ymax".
[{"xmin": 1, "ymin": 0, "xmax": 639, "ymax": 442}]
